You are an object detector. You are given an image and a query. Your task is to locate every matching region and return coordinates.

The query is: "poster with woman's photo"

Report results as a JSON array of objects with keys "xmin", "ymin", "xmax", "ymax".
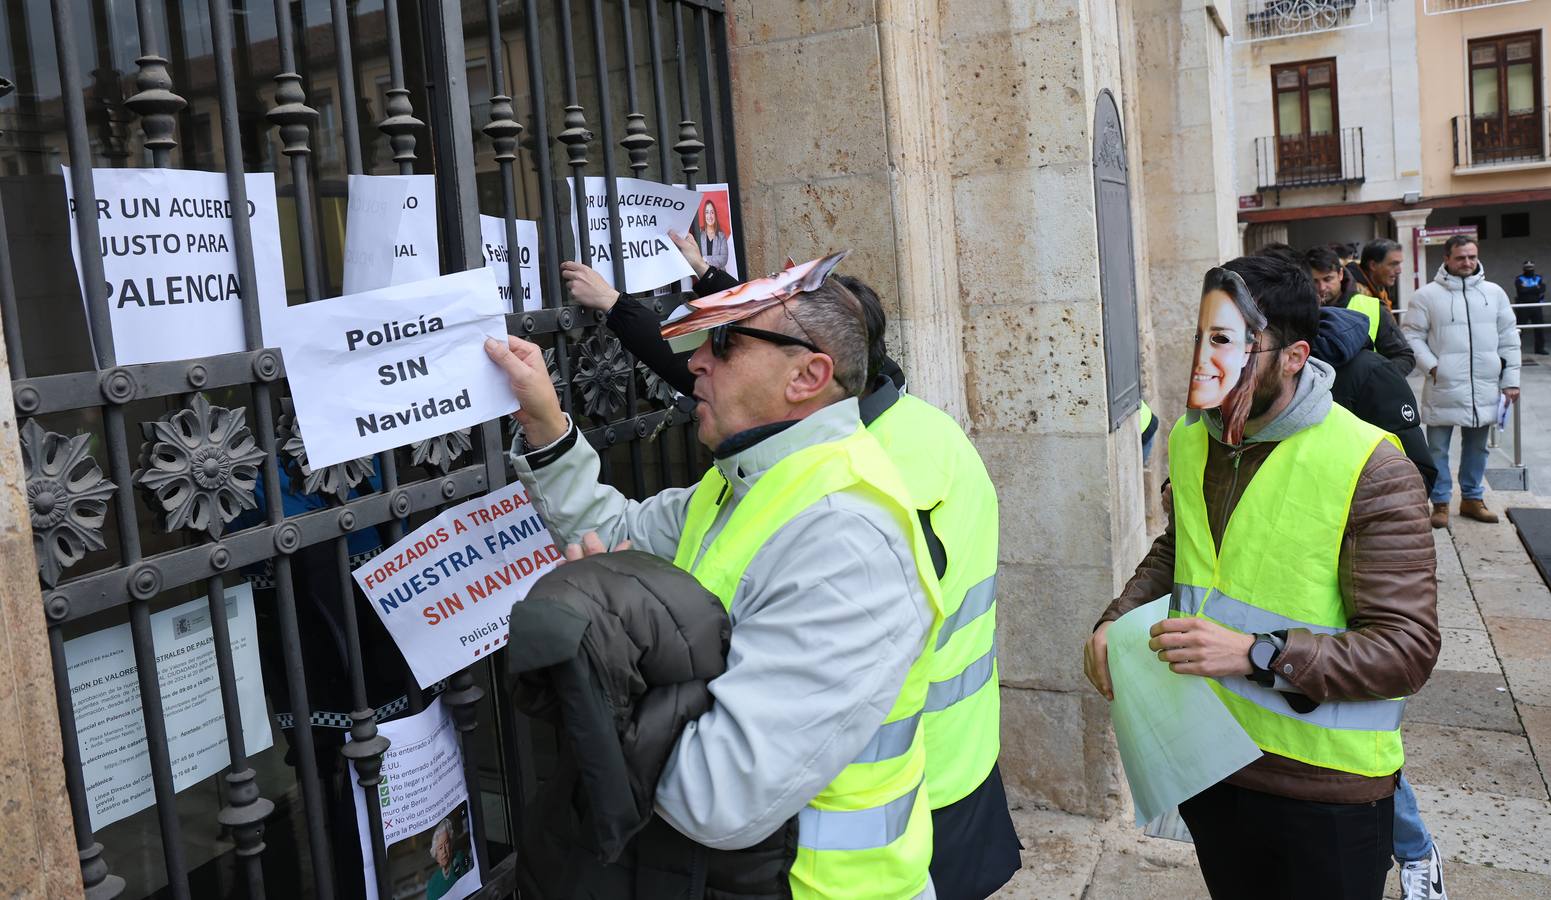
[
  {"xmin": 693, "ymin": 184, "xmax": 737, "ymax": 279},
  {"xmin": 352, "ymin": 698, "xmax": 480, "ymax": 900}
]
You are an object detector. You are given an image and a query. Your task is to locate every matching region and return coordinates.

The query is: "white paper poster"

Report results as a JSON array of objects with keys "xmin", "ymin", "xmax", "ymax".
[
  {"xmin": 353, "ymin": 480, "xmax": 561, "ymax": 688},
  {"xmin": 63, "ymin": 167, "xmax": 287, "ymax": 365},
  {"xmin": 478, "ymin": 214, "xmax": 543, "ymax": 312},
  {"xmin": 353, "ymin": 699, "xmax": 480, "ymax": 900},
  {"xmin": 567, "ymin": 176, "xmax": 700, "ymax": 293},
  {"xmin": 342, "ymin": 174, "xmax": 439, "ymax": 294},
  {"xmin": 62, "ymin": 583, "xmax": 273, "ymax": 832},
  {"xmin": 1106, "ymin": 597, "xmax": 1262, "ymax": 826},
  {"xmin": 272, "ymin": 267, "xmax": 517, "ymax": 469}
]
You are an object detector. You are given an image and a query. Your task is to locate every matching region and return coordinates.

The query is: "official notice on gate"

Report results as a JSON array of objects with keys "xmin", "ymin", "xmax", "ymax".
[
  {"xmin": 271, "ymin": 267, "xmax": 517, "ymax": 469},
  {"xmin": 353, "ymin": 480, "xmax": 562, "ymax": 688},
  {"xmin": 62, "ymin": 583, "xmax": 272, "ymax": 832},
  {"xmin": 63, "ymin": 166, "xmax": 286, "ymax": 365}
]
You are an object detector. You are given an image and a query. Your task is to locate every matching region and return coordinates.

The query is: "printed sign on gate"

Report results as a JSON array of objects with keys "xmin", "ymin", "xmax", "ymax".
[
  {"xmin": 567, "ymin": 176, "xmax": 700, "ymax": 292},
  {"xmin": 270, "ymin": 267, "xmax": 516, "ymax": 469},
  {"xmin": 352, "ymin": 481, "xmax": 562, "ymax": 688},
  {"xmin": 62, "ymin": 166, "xmax": 287, "ymax": 365}
]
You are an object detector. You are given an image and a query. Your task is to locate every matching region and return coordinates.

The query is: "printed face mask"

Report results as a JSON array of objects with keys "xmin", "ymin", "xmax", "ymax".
[
  {"xmin": 659, "ymin": 250, "xmax": 849, "ymax": 353},
  {"xmin": 1188, "ymin": 267, "xmax": 1267, "ymax": 445}
]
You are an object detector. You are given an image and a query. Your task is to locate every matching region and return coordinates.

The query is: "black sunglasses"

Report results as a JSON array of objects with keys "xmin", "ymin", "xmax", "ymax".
[{"xmin": 709, "ymin": 323, "xmax": 822, "ymax": 358}]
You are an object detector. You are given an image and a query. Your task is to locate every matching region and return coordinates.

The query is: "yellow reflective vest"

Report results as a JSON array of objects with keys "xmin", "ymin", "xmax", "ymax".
[
  {"xmin": 1346, "ymin": 293, "xmax": 1382, "ymax": 345},
  {"xmin": 1169, "ymin": 405, "xmax": 1407, "ymax": 777},
  {"xmin": 674, "ymin": 426, "xmax": 942, "ymax": 899},
  {"xmin": 867, "ymin": 391, "xmax": 1001, "ymax": 808}
]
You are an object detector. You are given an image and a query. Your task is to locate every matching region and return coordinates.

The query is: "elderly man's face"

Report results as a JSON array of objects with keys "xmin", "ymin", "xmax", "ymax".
[
  {"xmin": 686, "ymin": 303, "xmax": 827, "ymax": 449},
  {"xmin": 1369, "ymin": 250, "xmax": 1403, "ymax": 287}
]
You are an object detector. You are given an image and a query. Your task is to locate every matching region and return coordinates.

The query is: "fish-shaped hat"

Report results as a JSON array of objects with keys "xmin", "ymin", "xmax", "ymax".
[{"xmin": 660, "ymin": 250, "xmax": 850, "ymax": 353}]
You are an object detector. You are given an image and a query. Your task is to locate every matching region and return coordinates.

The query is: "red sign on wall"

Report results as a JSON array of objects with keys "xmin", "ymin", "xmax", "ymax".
[{"xmin": 1238, "ymin": 194, "xmax": 1264, "ymax": 210}]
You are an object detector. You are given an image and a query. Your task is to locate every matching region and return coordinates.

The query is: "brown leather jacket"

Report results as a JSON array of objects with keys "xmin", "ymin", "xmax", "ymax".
[{"xmin": 1099, "ymin": 430, "xmax": 1440, "ymax": 803}]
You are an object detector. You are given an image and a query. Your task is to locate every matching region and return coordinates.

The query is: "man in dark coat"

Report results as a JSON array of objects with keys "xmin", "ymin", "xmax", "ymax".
[
  {"xmin": 1304, "ymin": 245, "xmax": 1415, "ymax": 376},
  {"xmin": 1311, "ymin": 305, "xmax": 1437, "ymax": 494}
]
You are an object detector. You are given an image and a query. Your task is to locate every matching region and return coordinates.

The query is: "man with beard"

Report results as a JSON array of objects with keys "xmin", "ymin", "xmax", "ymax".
[{"xmin": 1083, "ymin": 254, "xmax": 1439, "ymax": 900}]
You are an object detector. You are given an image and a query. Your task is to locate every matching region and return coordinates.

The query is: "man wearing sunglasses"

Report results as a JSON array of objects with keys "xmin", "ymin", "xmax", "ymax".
[
  {"xmin": 486, "ymin": 274, "xmax": 944, "ymax": 898},
  {"xmin": 562, "ymin": 249, "xmax": 1022, "ymax": 900}
]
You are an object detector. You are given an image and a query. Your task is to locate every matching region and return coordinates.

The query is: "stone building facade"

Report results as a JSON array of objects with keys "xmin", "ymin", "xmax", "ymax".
[{"xmin": 724, "ymin": 0, "xmax": 1238, "ymax": 816}]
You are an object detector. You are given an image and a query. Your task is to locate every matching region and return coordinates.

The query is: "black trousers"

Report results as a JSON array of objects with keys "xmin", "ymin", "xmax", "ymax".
[
  {"xmin": 1178, "ymin": 781, "xmax": 1394, "ymax": 900},
  {"xmin": 929, "ymin": 764, "xmax": 1023, "ymax": 900}
]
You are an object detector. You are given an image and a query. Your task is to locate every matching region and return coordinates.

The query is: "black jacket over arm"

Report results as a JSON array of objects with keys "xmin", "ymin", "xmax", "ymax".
[
  {"xmin": 507, "ymin": 550, "xmax": 795, "ymax": 899},
  {"xmin": 605, "ymin": 267, "xmax": 741, "ymax": 398}
]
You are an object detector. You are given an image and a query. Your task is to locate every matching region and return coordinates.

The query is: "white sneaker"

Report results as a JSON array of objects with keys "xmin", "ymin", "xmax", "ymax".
[{"xmin": 1398, "ymin": 843, "xmax": 1447, "ymax": 900}]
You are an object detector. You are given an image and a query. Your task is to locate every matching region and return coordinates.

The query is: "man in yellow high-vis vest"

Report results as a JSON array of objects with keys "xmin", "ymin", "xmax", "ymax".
[
  {"xmin": 487, "ymin": 270, "xmax": 941, "ymax": 898},
  {"xmin": 1083, "ymin": 254, "xmax": 1440, "ymax": 900},
  {"xmin": 560, "ymin": 248, "xmax": 1022, "ymax": 898}
]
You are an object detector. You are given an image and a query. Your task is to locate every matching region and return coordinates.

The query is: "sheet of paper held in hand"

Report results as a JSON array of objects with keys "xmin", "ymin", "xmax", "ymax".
[{"xmin": 1107, "ymin": 596, "xmax": 1262, "ymax": 826}]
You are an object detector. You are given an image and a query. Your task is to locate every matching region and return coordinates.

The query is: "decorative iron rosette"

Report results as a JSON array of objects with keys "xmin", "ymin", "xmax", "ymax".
[
  {"xmin": 277, "ymin": 398, "xmax": 372, "ymax": 503},
  {"xmin": 639, "ymin": 360, "xmax": 680, "ymax": 408},
  {"xmin": 20, "ymin": 419, "xmax": 116, "ymax": 586},
  {"xmin": 134, "ymin": 394, "xmax": 265, "ymax": 539},
  {"xmin": 572, "ymin": 331, "xmax": 631, "ymax": 419},
  {"xmin": 410, "ymin": 429, "xmax": 472, "ymax": 475}
]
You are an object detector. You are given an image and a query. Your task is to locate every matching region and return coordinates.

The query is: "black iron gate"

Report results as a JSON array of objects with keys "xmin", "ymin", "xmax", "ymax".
[{"xmin": 0, "ymin": 1, "xmax": 738, "ymax": 897}]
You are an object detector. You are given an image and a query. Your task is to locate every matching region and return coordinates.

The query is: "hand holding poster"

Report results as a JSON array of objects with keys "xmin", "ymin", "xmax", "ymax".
[
  {"xmin": 63, "ymin": 166, "xmax": 287, "ymax": 364},
  {"xmin": 352, "ymin": 480, "xmax": 562, "ymax": 688},
  {"xmin": 352, "ymin": 698, "xmax": 480, "ymax": 900},
  {"xmin": 478, "ymin": 214, "xmax": 543, "ymax": 312},
  {"xmin": 271, "ymin": 267, "xmax": 516, "ymax": 469},
  {"xmin": 567, "ymin": 176, "xmax": 700, "ymax": 292},
  {"xmin": 342, "ymin": 174, "xmax": 439, "ymax": 294}
]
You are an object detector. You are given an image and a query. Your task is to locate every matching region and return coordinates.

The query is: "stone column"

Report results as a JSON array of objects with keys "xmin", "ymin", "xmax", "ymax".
[
  {"xmin": 1391, "ymin": 208, "xmax": 1434, "ymax": 310},
  {"xmin": 729, "ymin": 0, "xmax": 1153, "ymax": 817},
  {"xmin": 0, "ymin": 310, "xmax": 83, "ymax": 896},
  {"xmin": 1133, "ymin": 0, "xmax": 1237, "ymax": 439},
  {"xmin": 726, "ymin": 1, "xmax": 967, "ymax": 421}
]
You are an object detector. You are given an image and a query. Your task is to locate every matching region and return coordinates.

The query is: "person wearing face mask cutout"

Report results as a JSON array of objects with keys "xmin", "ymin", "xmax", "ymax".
[{"xmin": 1083, "ymin": 256, "xmax": 1439, "ymax": 900}]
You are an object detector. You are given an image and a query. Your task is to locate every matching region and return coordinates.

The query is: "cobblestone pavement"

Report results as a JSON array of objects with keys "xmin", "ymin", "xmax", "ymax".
[{"xmin": 996, "ymin": 483, "xmax": 1551, "ymax": 899}]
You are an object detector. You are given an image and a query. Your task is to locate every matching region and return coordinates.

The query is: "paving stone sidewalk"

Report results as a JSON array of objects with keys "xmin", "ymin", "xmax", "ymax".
[{"xmin": 996, "ymin": 485, "xmax": 1551, "ymax": 899}]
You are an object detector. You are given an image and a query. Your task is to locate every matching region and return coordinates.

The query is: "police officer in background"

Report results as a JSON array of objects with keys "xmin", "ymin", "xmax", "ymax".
[
  {"xmin": 1516, "ymin": 260, "xmax": 1546, "ymax": 356},
  {"xmin": 560, "ymin": 242, "xmax": 1022, "ymax": 899}
]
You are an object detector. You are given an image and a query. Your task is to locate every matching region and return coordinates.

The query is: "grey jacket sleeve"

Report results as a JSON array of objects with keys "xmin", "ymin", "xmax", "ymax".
[
  {"xmin": 654, "ymin": 494, "xmax": 934, "ymax": 849},
  {"xmin": 1374, "ymin": 306, "xmax": 1415, "ymax": 376},
  {"xmin": 510, "ymin": 422, "xmax": 692, "ymax": 559},
  {"xmin": 1497, "ymin": 285, "xmax": 1523, "ymax": 390},
  {"xmin": 1402, "ymin": 294, "xmax": 1438, "ymax": 375}
]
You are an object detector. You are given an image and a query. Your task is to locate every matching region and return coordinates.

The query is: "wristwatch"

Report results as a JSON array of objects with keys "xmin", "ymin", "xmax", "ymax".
[{"xmin": 1248, "ymin": 633, "xmax": 1283, "ymax": 687}]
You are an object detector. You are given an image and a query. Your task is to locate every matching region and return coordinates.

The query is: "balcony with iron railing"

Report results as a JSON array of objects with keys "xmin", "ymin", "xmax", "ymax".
[
  {"xmin": 1423, "ymin": 0, "xmax": 1530, "ymax": 15},
  {"xmin": 1253, "ymin": 127, "xmax": 1366, "ymax": 202},
  {"xmin": 1452, "ymin": 108, "xmax": 1550, "ymax": 172},
  {"xmin": 1242, "ymin": 0, "xmax": 1369, "ymax": 42}
]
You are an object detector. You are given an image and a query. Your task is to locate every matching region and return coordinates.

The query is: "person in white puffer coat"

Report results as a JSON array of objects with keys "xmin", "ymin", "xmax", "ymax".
[{"xmin": 1401, "ymin": 235, "xmax": 1521, "ymax": 528}]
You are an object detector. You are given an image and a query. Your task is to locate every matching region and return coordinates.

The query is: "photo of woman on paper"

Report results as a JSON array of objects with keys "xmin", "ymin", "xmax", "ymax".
[
  {"xmin": 698, "ymin": 196, "xmax": 730, "ymax": 273},
  {"xmin": 1188, "ymin": 267, "xmax": 1267, "ymax": 446}
]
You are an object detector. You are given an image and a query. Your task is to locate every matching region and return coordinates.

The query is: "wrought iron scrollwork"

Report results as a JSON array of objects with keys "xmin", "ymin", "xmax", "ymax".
[
  {"xmin": 20, "ymin": 419, "xmax": 116, "ymax": 587},
  {"xmin": 134, "ymin": 394, "xmax": 265, "ymax": 539},
  {"xmin": 277, "ymin": 399, "xmax": 372, "ymax": 502},
  {"xmin": 573, "ymin": 331, "xmax": 633, "ymax": 419}
]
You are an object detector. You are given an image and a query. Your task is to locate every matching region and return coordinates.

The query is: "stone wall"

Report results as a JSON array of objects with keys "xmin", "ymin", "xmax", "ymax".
[
  {"xmin": 0, "ymin": 312, "xmax": 83, "ymax": 896},
  {"xmin": 726, "ymin": 0, "xmax": 1184, "ymax": 817}
]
